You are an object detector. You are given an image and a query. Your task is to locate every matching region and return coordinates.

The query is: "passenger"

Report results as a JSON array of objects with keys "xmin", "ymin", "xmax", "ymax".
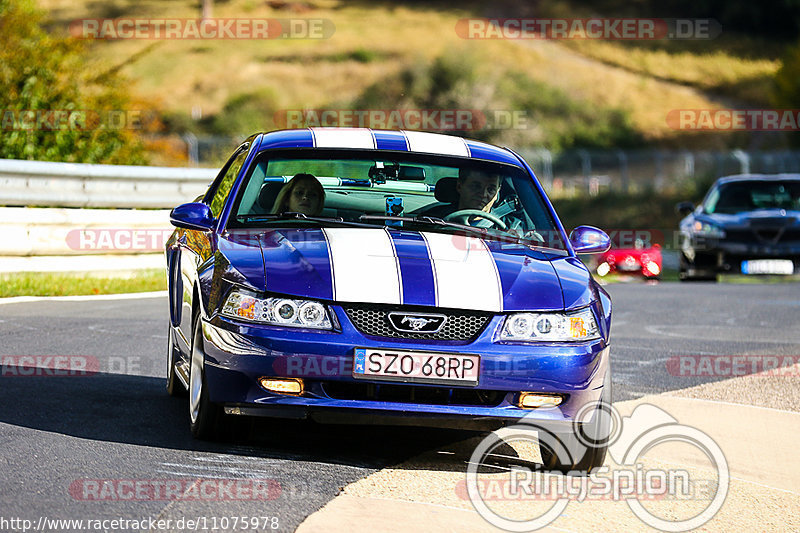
[{"xmin": 271, "ymin": 173, "xmax": 325, "ymax": 216}]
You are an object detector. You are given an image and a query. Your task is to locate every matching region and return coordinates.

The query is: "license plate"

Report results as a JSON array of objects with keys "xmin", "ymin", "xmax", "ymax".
[
  {"xmin": 617, "ymin": 257, "xmax": 639, "ymax": 271},
  {"xmin": 353, "ymin": 348, "xmax": 479, "ymax": 386},
  {"xmin": 741, "ymin": 259, "xmax": 794, "ymax": 275}
]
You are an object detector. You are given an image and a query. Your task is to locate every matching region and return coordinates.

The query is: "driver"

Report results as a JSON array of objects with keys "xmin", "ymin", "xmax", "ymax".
[
  {"xmin": 457, "ymin": 169, "xmax": 501, "ymax": 213},
  {"xmin": 425, "ymin": 169, "xmax": 501, "ymax": 220}
]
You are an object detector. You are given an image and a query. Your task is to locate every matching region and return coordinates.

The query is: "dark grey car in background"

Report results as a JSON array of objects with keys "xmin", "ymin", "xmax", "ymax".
[{"xmin": 677, "ymin": 174, "xmax": 800, "ymax": 281}]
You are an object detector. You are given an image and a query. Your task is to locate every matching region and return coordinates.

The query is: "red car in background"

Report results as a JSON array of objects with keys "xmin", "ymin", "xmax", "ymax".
[{"xmin": 595, "ymin": 239, "xmax": 662, "ymax": 279}]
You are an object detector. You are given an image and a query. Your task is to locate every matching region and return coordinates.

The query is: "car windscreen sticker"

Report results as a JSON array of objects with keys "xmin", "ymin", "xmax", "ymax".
[{"xmin": 422, "ymin": 231, "xmax": 503, "ymax": 312}]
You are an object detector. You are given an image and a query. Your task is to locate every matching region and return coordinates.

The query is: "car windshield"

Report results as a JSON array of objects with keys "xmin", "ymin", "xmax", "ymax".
[
  {"xmin": 226, "ymin": 149, "xmax": 567, "ymax": 251},
  {"xmin": 705, "ymin": 180, "xmax": 800, "ymax": 214}
]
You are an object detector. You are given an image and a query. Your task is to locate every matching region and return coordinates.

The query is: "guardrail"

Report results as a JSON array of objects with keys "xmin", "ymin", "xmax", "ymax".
[{"xmin": 0, "ymin": 158, "xmax": 217, "ymax": 208}]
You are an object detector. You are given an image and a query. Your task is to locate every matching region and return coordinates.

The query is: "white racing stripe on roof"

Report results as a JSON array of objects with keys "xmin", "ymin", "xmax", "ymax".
[
  {"xmin": 403, "ymin": 130, "xmax": 469, "ymax": 156},
  {"xmin": 311, "ymin": 128, "xmax": 376, "ymax": 149},
  {"xmin": 423, "ymin": 232, "xmax": 502, "ymax": 312},
  {"xmin": 325, "ymin": 228, "xmax": 401, "ymax": 304}
]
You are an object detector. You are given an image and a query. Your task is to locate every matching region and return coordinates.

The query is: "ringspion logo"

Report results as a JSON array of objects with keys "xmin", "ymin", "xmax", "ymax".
[{"xmin": 466, "ymin": 403, "xmax": 729, "ymax": 531}]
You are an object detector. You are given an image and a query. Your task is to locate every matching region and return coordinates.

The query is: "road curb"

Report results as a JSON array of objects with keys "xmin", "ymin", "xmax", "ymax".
[
  {"xmin": 0, "ymin": 291, "xmax": 168, "ymax": 305},
  {"xmin": 297, "ymin": 393, "xmax": 800, "ymax": 532}
]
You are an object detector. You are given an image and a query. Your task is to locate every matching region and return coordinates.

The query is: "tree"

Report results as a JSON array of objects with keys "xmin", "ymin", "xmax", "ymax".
[{"xmin": 0, "ymin": 0, "xmax": 149, "ymax": 164}]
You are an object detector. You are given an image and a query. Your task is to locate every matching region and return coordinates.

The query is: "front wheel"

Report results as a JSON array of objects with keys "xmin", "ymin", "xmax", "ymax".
[
  {"xmin": 540, "ymin": 369, "xmax": 613, "ymax": 474},
  {"xmin": 166, "ymin": 326, "xmax": 186, "ymax": 397},
  {"xmin": 679, "ymin": 253, "xmax": 717, "ymax": 282},
  {"xmin": 188, "ymin": 318, "xmax": 224, "ymax": 440}
]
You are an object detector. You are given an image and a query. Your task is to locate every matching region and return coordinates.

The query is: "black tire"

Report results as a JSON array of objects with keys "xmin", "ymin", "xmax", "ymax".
[
  {"xmin": 540, "ymin": 368, "xmax": 613, "ymax": 474},
  {"xmin": 188, "ymin": 318, "xmax": 224, "ymax": 440},
  {"xmin": 166, "ymin": 326, "xmax": 187, "ymax": 397},
  {"xmin": 679, "ymin": 253, "xmax": 717, "ymax": 282}
]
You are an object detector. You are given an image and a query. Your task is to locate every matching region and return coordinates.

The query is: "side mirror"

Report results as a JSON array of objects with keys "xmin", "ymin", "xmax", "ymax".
[
  {"xmin": 170, "ymin": 202, "xmax": 215, "ymax": 231},
  {"xmin": 676, "ymin": 201, "xmax": 695, "ymax": 216},
  {"xmin": 569, "ymin": 225, "xmax": 611, "ymax": 254}
]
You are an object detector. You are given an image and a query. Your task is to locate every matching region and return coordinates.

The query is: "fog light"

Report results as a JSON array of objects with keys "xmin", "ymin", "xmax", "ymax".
[
  {"xmin": 259, "ymin": 377, "xmax": 304, "ymax": 395},
  {"xmin": 518, "ymin": 393, "xmax": 562, "ymax": 409},
  {"xmin": 646, "ymin": 261, "xmax": 660, "ymax": 275}
]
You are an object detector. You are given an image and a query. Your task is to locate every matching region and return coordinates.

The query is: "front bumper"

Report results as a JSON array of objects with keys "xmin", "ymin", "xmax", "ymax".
[
  {"xmin": 688, "ymin": 239, "xmax": 800, "ymax": 274},
  {"xmin": 196, "ymin": 305, "xmax": 610, "ymax": 432}
]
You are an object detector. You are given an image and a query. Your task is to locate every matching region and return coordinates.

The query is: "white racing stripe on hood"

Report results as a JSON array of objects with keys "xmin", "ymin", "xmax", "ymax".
[
  {"xmin": 423, "ymin": 232, "xmax": 503, "ymax": 312},
  {"xmin": 324, "ymin": 227, "xmax": 402, "ymax": 304}
]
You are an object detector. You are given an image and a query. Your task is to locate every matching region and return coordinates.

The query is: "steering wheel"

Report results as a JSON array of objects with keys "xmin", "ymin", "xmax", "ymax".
[{"xmin": 443, "ymin": 209, "xmax": 507, "ymax": 229}]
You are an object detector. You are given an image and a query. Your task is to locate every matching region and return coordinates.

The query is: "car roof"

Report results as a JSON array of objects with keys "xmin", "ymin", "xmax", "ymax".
[
  {"xmin": 715, "ymin": 173, "xmax": 800, "ymax": 185},
  {"xmin": 254, "ymin": 128, "xmax": 523, "ymax": 166}
]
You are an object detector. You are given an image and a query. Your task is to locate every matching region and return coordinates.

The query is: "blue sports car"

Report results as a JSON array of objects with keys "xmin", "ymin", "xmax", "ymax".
[
  {"xmin": 165, "ymin": 128, "xmax": 612, "ymax": 471},
  {"xmin": 677, "ymin": 174, "xmax": 800, "ymax": 280}
]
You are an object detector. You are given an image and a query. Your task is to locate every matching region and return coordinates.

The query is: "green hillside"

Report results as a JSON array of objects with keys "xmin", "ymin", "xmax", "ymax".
[{"xmin": 18, "ymin": 0, "xmax": 800, "ymax": 164}]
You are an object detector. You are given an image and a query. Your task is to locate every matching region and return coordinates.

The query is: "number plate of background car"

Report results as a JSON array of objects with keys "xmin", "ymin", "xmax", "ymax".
[
  {"xmin": 353, "ymin": 348, "xmax": 480, "ymax": 386},
  {"xmin": 741, "ymin": 259, "xmax": 794, "ymax": 275}
]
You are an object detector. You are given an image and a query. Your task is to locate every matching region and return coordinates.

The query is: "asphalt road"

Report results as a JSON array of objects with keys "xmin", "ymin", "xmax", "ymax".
[{"xmin": 0, "ymin": 283, "xmax": 798, "ymax": 532}]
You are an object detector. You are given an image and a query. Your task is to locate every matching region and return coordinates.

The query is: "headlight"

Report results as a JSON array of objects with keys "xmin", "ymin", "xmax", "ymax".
[
  {"xmin": 221, "ymin": 290, "xmax": 332, "ymax": 329},
  {"xmin": 692, "ymin": 221, "xmax": 726, "ymax": 238},
  {"xmin": 500, "ymin": 308, "xmax": 600, "ymax": 342}
]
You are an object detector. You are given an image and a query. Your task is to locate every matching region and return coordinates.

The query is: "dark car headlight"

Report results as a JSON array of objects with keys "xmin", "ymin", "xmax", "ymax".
[
  {"xmin": 692, "ymin": 221, "xmax": 726, "ymax": 239},
  {"xmin": 221, "ymin": 290, "xmax": 333, "ymax": 329},
  {"xmin": 500, "ymin": 308, "xmax": 600, "ymax": 342}
]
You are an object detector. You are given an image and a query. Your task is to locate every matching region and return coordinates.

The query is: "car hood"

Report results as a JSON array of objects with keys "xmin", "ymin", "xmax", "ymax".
[
  {"xmin": 700, "ymin": 208, "xmax": 800, "ymax": 227},
  {"xmin": 222, "ymin": 227, "xmax": 594, "ymax": 312}
]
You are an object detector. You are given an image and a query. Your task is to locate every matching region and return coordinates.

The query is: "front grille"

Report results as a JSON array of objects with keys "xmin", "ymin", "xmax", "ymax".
[
  {"xmin": 321, "ymin": 381, "xmax": 506, "ymax": 407},
  {"xmin": 754, "ymin": 228, "xmax": 781, "ymax": 243},
  {"xmin": 725, "ymin": 227, "xmax": 800, "ymax": 245},
  {"xmin": 340, "ymin": 304, "xmax": 492, "ymax": 341}
]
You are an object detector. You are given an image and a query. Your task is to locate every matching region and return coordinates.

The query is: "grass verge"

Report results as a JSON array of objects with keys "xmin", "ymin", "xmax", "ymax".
[{"xmin": 0, "ymin": 269, "xmax": 166, "ymax": 297}]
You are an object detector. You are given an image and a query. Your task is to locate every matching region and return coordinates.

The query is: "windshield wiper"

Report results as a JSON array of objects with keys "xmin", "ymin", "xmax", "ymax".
[
  {"xmin": 237, "ymin": 212, "xmax": 371, "ymax": 227},
  {"xmin": 359, "ymin": 214, "xmax": 503, "ymax": 239},
  {"xmin": 359, "ymin": 215, "xmax": 553, "ymax": 247}
]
